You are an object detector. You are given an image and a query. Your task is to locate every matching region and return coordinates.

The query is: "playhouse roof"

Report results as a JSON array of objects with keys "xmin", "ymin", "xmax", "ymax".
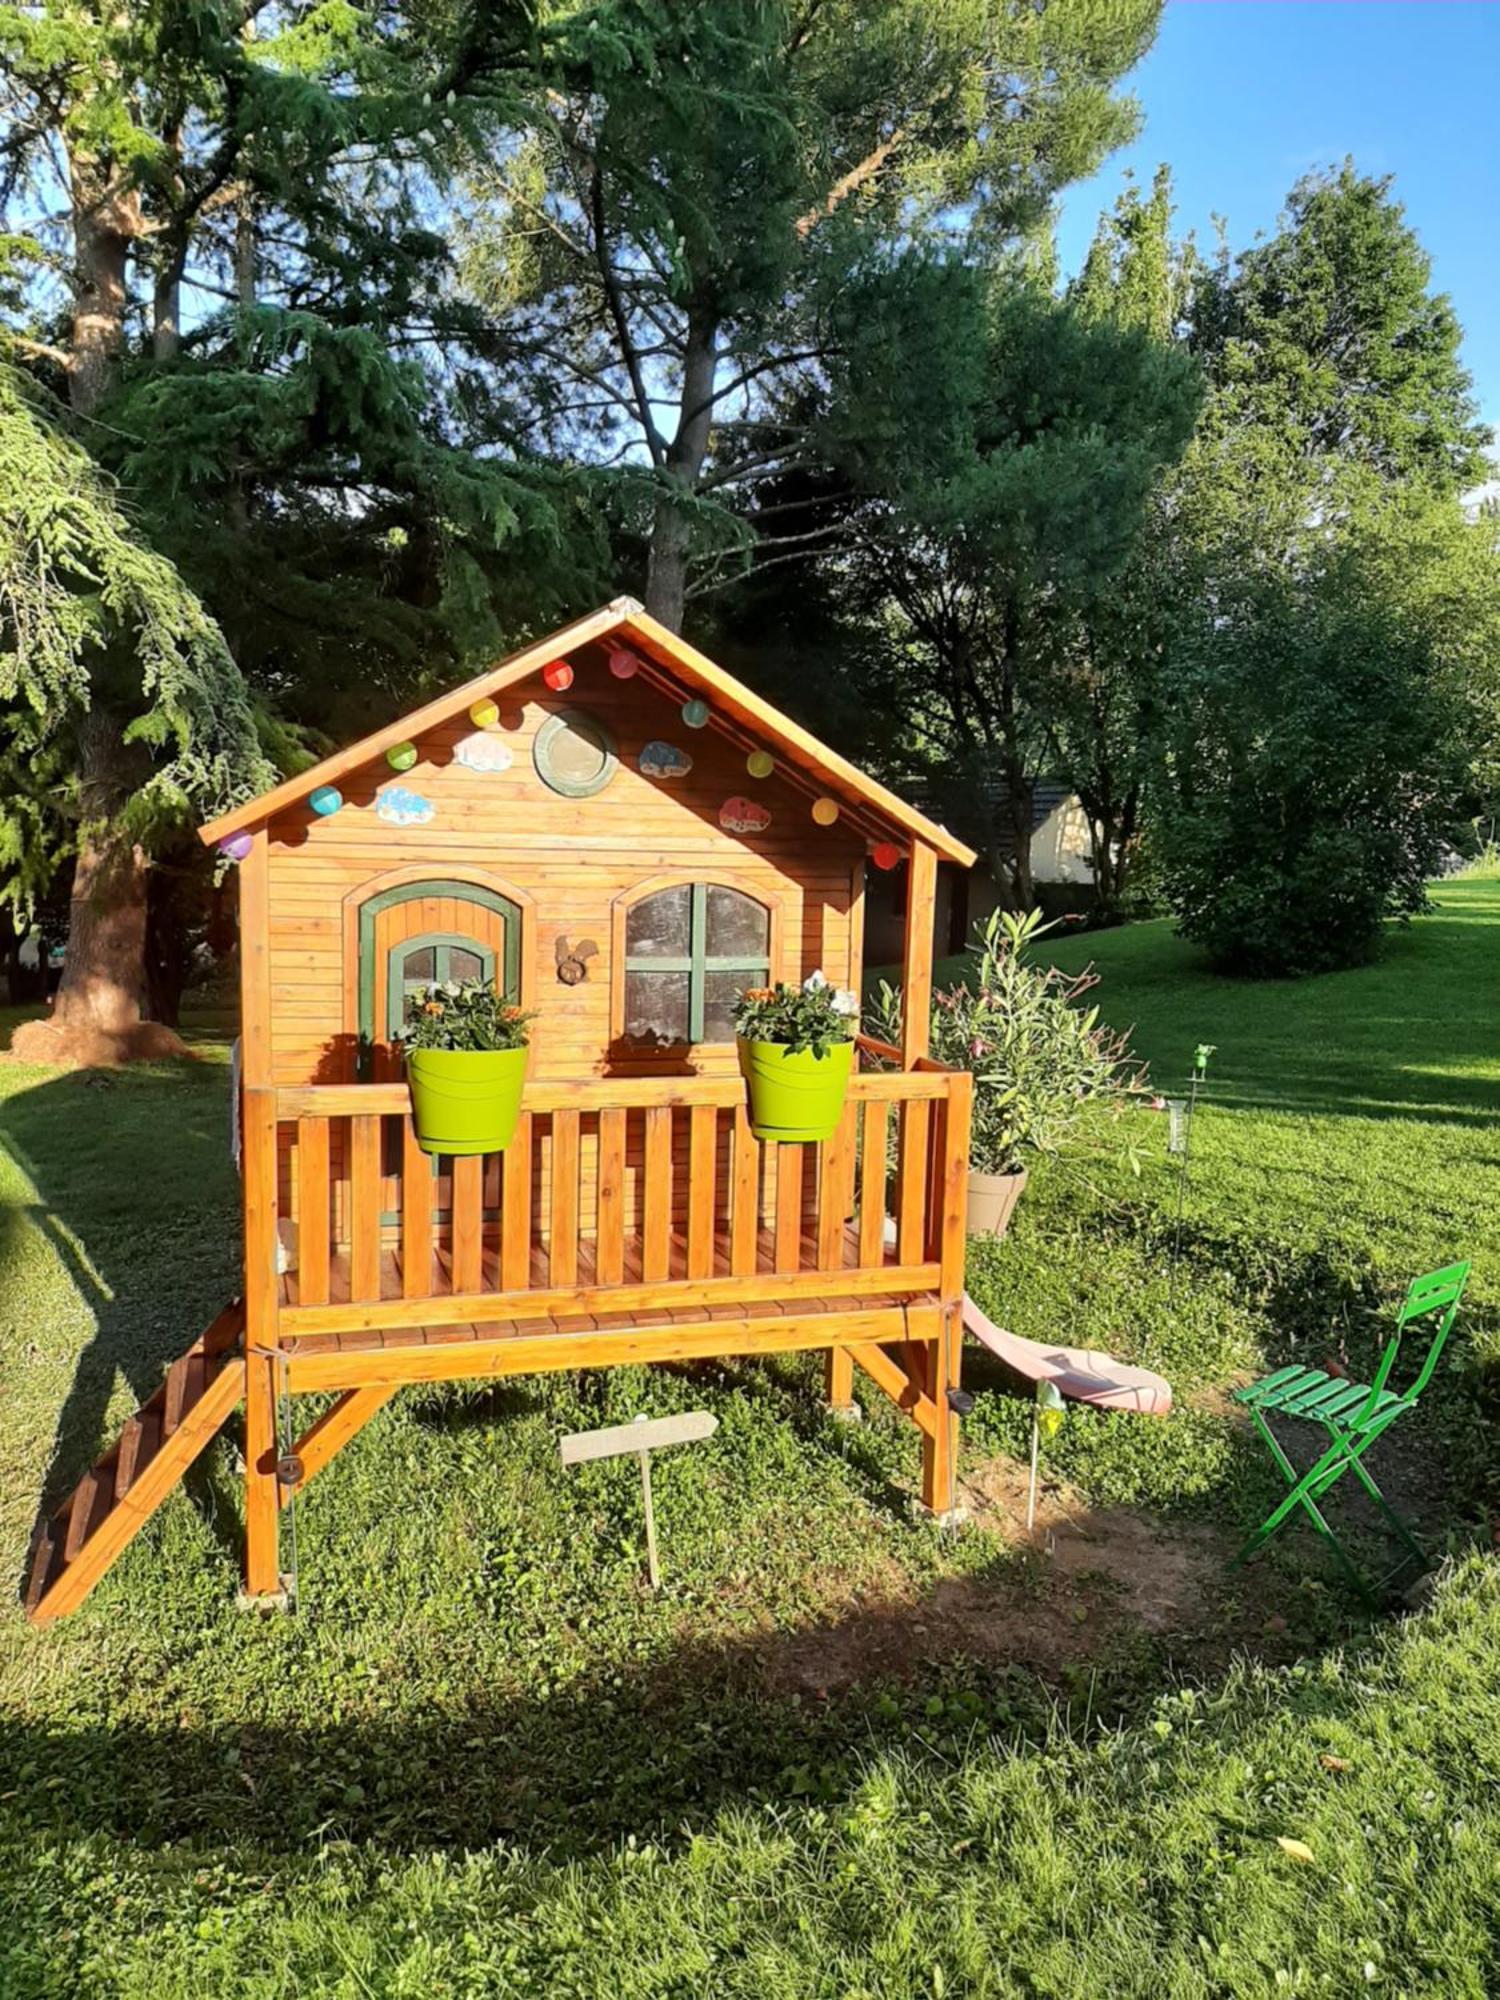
[{"xmin": 198, "ymin": 598, "xmax": 977, "ymax": 865}]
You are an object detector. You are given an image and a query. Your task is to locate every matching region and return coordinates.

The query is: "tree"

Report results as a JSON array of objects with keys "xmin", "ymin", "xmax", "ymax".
[
  {"xmin": 450, "ymin": 0, "xmax": 1164, "ymax": 629},
  {"xmin": 1193, "ymin": 164, "xmax": 1490, "ymax": 496},
  {"xmin": 1155, "ymin": 480, "xmax": 1479, "ymax": 976},
  {"xmin": 1043, "ymin": 167, "xmax": 1203, "ymax": 909},
  {"xmin": 0, "ymin": 366, "xmax": 268, "ymax": 1060},
  {"xmin": 0, "ymin": 3, "xmax": 602, "ymax": 1032},
  {"xmin": 820, "ymin": 249, "xmax": 1199, "ymax": 905}
]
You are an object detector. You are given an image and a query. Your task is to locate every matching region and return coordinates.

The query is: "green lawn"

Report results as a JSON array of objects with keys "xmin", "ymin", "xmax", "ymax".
[{"xmin": 0, "ymin": 878, "xmax": 1496, "ymax": 1996}]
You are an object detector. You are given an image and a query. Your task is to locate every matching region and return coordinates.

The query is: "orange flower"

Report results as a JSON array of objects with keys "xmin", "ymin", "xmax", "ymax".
[
  {"xmin": 424, "ymin": 1000, "xmax": 445, "ymax": 1016},
  {"xmin": 743, "ymin": 986, "xmax": 775, "ymax": 1003}
]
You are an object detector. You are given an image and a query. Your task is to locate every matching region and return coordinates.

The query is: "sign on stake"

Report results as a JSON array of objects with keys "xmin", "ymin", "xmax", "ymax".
[{"xmin": 559, "ymin": 1411, "xmax": 717, "ymax": 1589}]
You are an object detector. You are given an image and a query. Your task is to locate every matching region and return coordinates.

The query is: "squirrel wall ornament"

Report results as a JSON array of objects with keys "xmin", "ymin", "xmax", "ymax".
[{"xmin": 555, "ymin": 936, "xmax": 599, "ymax": 985}]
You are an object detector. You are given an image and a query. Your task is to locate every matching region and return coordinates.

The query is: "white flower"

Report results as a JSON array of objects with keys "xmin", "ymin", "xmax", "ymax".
[
  {"xmin": 832, "ymin": 988, "xmax": 860, "ymax": 1017},
  {"xmin": 803, "ymin": 969, "xmax": 829, "ymax": 991}
]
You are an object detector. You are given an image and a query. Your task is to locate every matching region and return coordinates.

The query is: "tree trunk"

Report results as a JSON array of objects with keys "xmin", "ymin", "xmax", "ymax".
[
  {"xmin": 68, "ymin": 154, "xmax": 138, "ymax": 416},
  {"xmin": 644, "ymin": 314, "xmax": 718, "ymax": 633},
  {"xmin": 10, "ymin": 717, "xmax": 188, "ymax": 1064}
]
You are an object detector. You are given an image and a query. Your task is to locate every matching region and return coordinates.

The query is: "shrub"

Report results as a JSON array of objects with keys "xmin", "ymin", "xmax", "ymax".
[
  {"xmin": 394, "ymin": 980, "xmax": 535, "ymax": 1052},
  {"xmin": 868, "ymin": 909, "xmax": 1143, "ymax": 1172}
]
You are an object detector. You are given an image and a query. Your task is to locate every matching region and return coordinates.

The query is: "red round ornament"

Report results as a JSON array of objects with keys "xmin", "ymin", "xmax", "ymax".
[
  {"xmin": 543, "ymin": 659, "xmax": 575, "ymax": 692},
  {"xmin": 871, "ymin": 841, "xmax": 903, "ymax": 871}
]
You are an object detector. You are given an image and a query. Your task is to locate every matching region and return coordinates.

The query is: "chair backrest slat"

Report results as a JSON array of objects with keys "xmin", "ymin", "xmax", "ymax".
[{"xmin": 1354, "ymin": 1259, "xmax": 1471, "ymax": 1428}]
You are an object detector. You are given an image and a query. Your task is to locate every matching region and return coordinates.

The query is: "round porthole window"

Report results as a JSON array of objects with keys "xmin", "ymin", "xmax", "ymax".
[{"xmin": 532, "ymin": 708, "xmax": 618, "ymax": 798}]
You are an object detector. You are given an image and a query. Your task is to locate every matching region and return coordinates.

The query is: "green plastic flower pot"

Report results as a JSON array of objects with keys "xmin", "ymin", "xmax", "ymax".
[
  {"xmin": 737, "ymin": 1037, "xmax": 854, "ymax": 1144},
  {"xmin": 406, "ymin": 1046, "xmax": 528, "ymax": 1156}
]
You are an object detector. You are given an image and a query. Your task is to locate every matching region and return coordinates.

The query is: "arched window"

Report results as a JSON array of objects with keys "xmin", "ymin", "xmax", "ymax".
[{"xmin": 622, "ymin": 883, "xmax": 771, "ymax": 1045}]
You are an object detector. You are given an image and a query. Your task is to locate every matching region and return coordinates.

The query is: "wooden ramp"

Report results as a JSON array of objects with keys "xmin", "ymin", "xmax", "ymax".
[{"xmin": 25, "ymin": 1302, "xmax": 246, "ymax": 1626}]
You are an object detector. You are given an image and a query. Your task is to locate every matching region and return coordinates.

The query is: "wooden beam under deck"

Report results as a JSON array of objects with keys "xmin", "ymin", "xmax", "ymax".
[{"xmin": 277, "ymin": 1297, "xmax": 942, "ymax": 1393}]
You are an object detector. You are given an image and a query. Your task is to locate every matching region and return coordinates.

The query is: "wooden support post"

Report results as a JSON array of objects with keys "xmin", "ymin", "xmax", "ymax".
[
  {"xmin": 238, "ymin": 834, "xmax": 285, "ymax": 1605},
  {"xmin": 919, "ymin": 1303, "xmax": 962, "ymax": 1523},
  {"xmin": 824, "ymin": 1343, "xmax": 855, "ymax": 1414},
  {"xmin": 901, "ymin": 841, "xmax": 937, "ymax": 1068}
]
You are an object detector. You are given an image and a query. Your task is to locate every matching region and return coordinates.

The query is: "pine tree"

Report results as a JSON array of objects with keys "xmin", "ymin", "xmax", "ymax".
[
  {"xmin": 0, "ymin": 365, "xmax": 269, "ymax": 1059},
  {"xmin": 1196, "ymin": 163, "xmax": 1490, "ymax": 494},
  {"xmin": 447, "ymin": 0, "xmax": 1164, "ymax": 629}
]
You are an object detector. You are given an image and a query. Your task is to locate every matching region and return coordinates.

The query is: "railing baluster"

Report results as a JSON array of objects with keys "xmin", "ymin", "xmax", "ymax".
[
  {"xmin": 642, "ymin": 1105, "xmax": 672, "ymax": 1281},
  {"xmin": 551, "ymin": 1109, "xmax": 580, "ymax": 1288},
  {"xmin": 857, "ymin": 1100, "xmax": 890, "ymax": 1269},
  {"xmin": 774, "ymin": 1143, "xmax": 804, "ymax": 1275},
  {"xmin": 452, "ymin": 1153, "xmax": 484, "ymax": 1294},
  {"xmin": 350, "ymin": 1115, "xmax": 382, "ymax": 1302},
  {"xmin": 730, "ymin": 1106, "xmax": 759, "ymax": 1276},
  {"xmin": 597, "ymin": 1107, "xmax": 625, "ymax": 1284},
  {"xmin": 687, "ymin": 1105, "xmax": 717, "ymax": 1280},
  {"xmin": 401, "ymin": 1116, "xmax": 433, "ymax": 1299},
  {"xmin": 897, "ymin": 1100, "xmax": 930, "ymax": 1266},
  {"xmin": 818, "ymin": 1104, "xmax": 857, "ymax": 1273},
  {"xmin": 501, "ymin": 1113, "xmax": 533, "ymax": 1291},
  {"xmin": 296, "ymin": 1115, "xmax": 330, "ymax": 1306}
]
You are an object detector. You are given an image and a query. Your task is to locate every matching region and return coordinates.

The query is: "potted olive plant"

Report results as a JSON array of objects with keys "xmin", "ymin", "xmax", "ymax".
[
  {"xmin": 869, "ymin": 909, "xmax": 1139, "ymax": 1237},
  {"xmin": 734, "ymin": 971, "xmax": 859, "ymax": 1143},
  {"xmin": 395, "ymin": 979, "xmax": 536, "ymax": 1156}
]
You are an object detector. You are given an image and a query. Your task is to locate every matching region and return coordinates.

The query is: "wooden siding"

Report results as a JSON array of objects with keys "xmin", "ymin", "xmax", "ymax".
[{"xmin": 263, "ymin": 647, "xmax": 866, "ymax": 1091}]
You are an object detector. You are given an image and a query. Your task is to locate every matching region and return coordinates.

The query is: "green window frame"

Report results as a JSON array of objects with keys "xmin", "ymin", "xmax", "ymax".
[
  {"xmin": 386, "ymin": 933, "xmax": 497, "ymax": 1039},
  {"xmin": 623, "ymin": 882, "xmax": 770, "ymax": 1046},
  {"xmin": 357, "ymin": 880, "xmax": 521, "ymax": 1077}
]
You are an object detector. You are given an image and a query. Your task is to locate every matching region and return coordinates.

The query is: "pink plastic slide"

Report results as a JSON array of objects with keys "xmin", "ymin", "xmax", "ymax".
[{"xmin": 961, "ymin": 1295, "xmax": 1173, "ymax": 1416}]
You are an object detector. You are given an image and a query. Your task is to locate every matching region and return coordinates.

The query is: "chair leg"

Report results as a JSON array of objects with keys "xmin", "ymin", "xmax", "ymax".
[
  {"xmin": 1343, "ymin": 1448, "xmax": 1427, "ymax": 1572},
  {"xmin": 1232, "ymin": 1413, "xmax": 1377, "ymax": 1601}
]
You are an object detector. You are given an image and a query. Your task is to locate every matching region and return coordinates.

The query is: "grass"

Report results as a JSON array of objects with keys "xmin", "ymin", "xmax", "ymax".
[{"xmin": 0, "ymin": 877, "xmax": 1497, "ymax": 1995}]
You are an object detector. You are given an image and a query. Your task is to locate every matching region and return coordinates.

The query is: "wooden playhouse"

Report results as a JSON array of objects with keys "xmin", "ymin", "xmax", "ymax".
[{"xmin": 27, "ymin": 600, "xmax": 977, "ymax": 1622}]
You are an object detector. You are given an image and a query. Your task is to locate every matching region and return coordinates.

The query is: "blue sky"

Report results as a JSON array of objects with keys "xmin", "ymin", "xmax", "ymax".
[{"xmin": 1053, "ymin": 1, "xmax": 1500, "ymax": 443}]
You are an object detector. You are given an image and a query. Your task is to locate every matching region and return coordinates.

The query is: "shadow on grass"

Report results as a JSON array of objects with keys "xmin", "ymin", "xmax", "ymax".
[
  {"xmin": 0, "ymin": 1059, "xmax": 240, "ymax": 1588},
  {"xmin": 0, "ymin": 1526, "xmax": 1333, "ymax": 1864}
]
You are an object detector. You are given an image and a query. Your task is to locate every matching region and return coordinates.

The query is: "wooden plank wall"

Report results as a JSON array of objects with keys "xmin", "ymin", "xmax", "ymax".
[{"xmin": 264, "ymin": 641, "xmax": 869, "ymax": 1246}]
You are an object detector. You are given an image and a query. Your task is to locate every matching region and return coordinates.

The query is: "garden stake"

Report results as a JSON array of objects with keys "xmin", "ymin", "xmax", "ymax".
[
  {"xmin": 559, "ymin": 1410, "xmax": 717, "ymax": 1591},
  {"xmin": 1168, "ymin": 1043, "xmax": 1214, "ymax": 1304},
  {"xmin": 1026, "ymin": 1380, "xmax": 1066, "ymax": 1532}
]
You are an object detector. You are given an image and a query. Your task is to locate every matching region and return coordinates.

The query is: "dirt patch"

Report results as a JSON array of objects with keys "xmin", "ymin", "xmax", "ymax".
[
  {"xmin": 6, "ymin": 1019, "xmax": 193, "ymax": 1066},
  {"xmin": 762, "ymin": 1452, "xmax": 1234, "ymax": 1697}
]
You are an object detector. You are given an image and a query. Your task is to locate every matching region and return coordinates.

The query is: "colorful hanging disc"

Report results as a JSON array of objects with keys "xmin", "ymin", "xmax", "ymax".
[
  {"xmin": 386, "ymin": 742, "xmax": 418, "ymax": 772},
  {"xmin": 607, "ymin": 646, "xmax": 639, "ymax": 679},
  {"xmin": 681, "ymin": 697, "xmax": 710, "ymax": 729},
  {"xmin": 309, "ymin": 785, "xmax": 343, "ymax": 817},
  {"xmin": 469, "ymin": 698, "xmax": 500, "ymax": 729},
  {"xmin": 871, "ymin": 840, "xmax": 903, "ymax": 871},
  {"xmin": 543, "ymin": 659, "xmax": 575, "ymax": 692},
  {"xmin": 811, "ymin": 796, "xmax": 840, "ymax": 826},
  {"xmin": 217, "ymin": 831, "xmax": 253, "ymax": 862},
  {"xmin": 746, "ymin": 748, "xmax": 774, "ymax": 779}
]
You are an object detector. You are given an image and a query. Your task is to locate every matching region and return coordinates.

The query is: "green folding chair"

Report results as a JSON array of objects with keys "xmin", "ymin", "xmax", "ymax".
[{"xmin": 1232, "ymin": 1259, "xmax": 1471, "ymax": 1601}]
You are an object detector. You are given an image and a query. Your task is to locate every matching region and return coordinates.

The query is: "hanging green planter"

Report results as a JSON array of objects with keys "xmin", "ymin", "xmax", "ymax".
[
  {"xmin": 733, "ymin": 974, "xmax": 859, "ymax": 1144},
  {"xmin": 737, "ymin": 1038, "xmax": 853, "ymax": 1143},
  {"xmin": 407, "ymin": 1046, "xmax": 529, "ymax": 1155},
  {"xmin": 396, "ymin": 980, "xmax": 536, "ymax": 1156}
]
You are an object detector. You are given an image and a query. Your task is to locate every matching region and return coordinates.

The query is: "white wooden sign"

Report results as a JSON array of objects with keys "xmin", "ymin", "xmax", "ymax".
[{"xmin": 559, "ymin": 1410, "xmax": 717, "ymax": 1587}]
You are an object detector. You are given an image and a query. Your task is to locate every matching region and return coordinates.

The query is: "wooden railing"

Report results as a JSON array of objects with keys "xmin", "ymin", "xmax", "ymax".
[{"xmin": 242, "ymin": 1045, "xmax": 971, "ymax": 1336}]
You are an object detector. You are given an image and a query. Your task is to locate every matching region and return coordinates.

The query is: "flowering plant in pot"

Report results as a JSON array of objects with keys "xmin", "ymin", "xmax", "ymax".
[
  {"xmin": 395, "ymin": 980, "xmax": 537, "ymax": 1156},
  {"xmin": 734, "ymin": 971, "xmax": 859, "ymax": 1142},
  {"xmin": 867, "ymin": 909, "xmax": 1140, "ymax": 1236}
]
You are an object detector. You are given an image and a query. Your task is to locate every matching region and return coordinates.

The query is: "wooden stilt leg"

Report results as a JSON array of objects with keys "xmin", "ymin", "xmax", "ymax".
[
  {"xmin": 825, "ymin": 1344, "xmax": 855, "ymax": 1414},
  {"xmin": 242, "ymin": 1350, "xmax": 282, "ymax": 1600},
  {"xmin": 920, "ymin": 1308, "xmax": 961, "ymax": 1522}
]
